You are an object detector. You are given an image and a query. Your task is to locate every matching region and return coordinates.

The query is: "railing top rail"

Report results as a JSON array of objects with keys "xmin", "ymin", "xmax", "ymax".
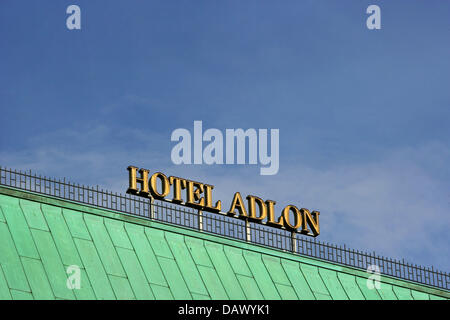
[{"xmin": 0, "ymin": 166, "xmax": 448, "ymax": 291}]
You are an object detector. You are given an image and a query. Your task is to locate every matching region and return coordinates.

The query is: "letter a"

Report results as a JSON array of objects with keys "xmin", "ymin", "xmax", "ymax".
[
  {"xmin": 66, "ymin": 5, "xmax": 81, "ymax": 30},
  {"xmin": 171, "ymin": 128, "xmax": 192, "ymax": 164},
  {"xmin": 366, "ymin": 5, "xmax": 381, "ymax": 30}
]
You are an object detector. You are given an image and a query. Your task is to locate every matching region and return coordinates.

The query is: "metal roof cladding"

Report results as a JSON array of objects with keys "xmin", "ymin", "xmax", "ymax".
[{"xmin": 0, "ymin": 185, "xmax": 448, "ymax": 300}]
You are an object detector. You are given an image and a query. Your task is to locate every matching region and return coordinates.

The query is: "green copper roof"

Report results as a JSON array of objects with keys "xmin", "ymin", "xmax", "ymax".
[{"xmin": 0, "ymin": 186, "xmax": 448, "ymax": 300}]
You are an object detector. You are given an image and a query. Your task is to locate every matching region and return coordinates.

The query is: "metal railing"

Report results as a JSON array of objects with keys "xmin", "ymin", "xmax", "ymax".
[{"xmin": 0, "ymin": 166, "xmax": 448, "ymax": 291}]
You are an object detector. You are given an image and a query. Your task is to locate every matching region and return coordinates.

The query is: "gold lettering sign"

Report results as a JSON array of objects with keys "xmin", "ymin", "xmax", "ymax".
[{"xmin": 126, "ymin": 166, "xmax": 320, "ymax": 237}]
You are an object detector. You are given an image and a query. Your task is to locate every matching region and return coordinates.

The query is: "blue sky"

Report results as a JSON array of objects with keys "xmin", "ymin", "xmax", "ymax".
[{"xmin": 1, "ymin": 1, "xmax": 449, "ymax": 271}]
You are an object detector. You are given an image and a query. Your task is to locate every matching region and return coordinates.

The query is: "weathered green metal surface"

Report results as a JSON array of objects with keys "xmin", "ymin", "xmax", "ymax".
[{"xmin": 0, "ymin": 187, "xmax": 448, "ymax": 300}]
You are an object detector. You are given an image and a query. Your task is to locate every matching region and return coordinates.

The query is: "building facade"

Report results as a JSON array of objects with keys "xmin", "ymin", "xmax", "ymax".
[{"xmin": 0, "ymin": 168, "xmax": 448, "ymax": 300}]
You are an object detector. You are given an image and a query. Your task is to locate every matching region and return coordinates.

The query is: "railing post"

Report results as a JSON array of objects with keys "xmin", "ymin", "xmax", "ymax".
[
  {"xmin": 291, "ymin": 232, "xmax": 297, "ymax": 253},
  {"xmin": 198, "ymin": 209, "xmax": 203, "ymax": 231},
  {"xmin": 150, "ymin": 197, "xmax": 155, "ymax": 220},
  {"xmin": 245, "ymin": 219, "xmax": 251, "ymax": 242}
]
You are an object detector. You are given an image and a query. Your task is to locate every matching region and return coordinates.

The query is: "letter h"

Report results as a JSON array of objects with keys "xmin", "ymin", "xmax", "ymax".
[{"xmin": 127, "ymin": 166, "xmax": 150, "ymax": 195}]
